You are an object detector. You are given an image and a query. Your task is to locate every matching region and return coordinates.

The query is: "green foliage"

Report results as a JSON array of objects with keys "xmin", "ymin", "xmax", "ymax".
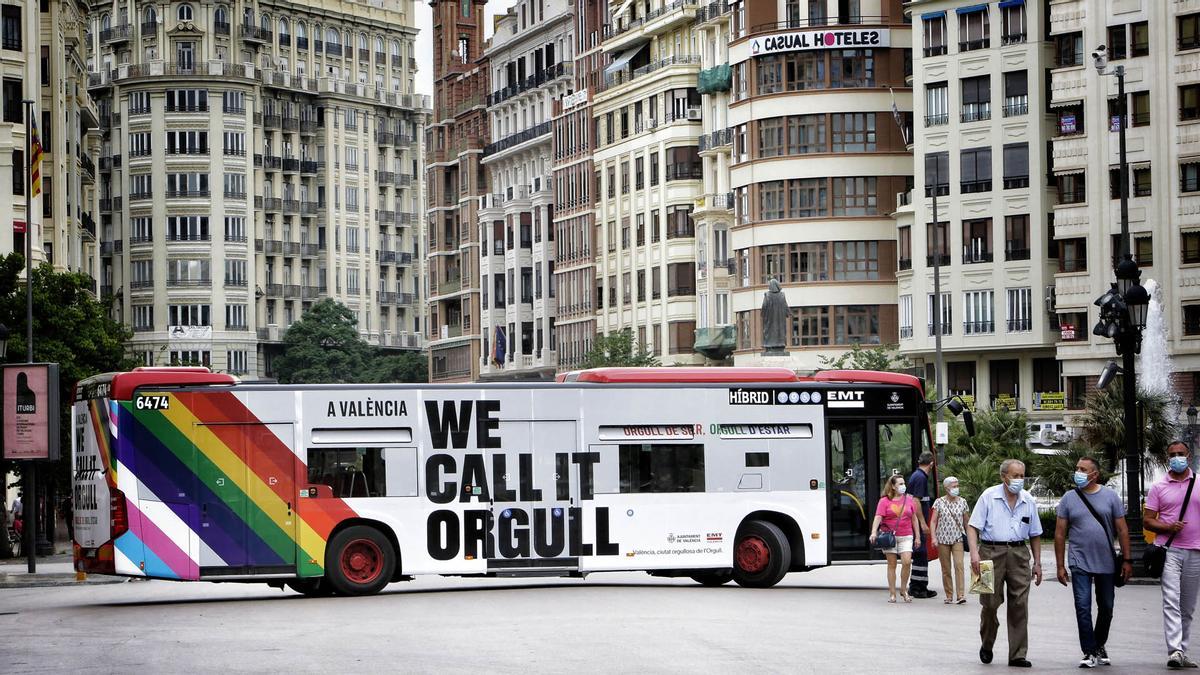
[
  {"xmin": 579, "ymin": 329, "xmax": 660, "ymax": 369},
  {"xmin": 818, "ymin": 343, "xmax": 912, "ymax": 373},
  {"xmin": 1039, "ymin": 509, "xmax": 1058, "ymax": 536},
  {"xmin": 939, "ymin": 408, "xmax": 1037, "ymax": 506},
  {"xmin": 273, "ymin": 299, "xmax": 428, "ymax": 385},
  {"xmin": 0, "ymin": 254, "xmax": 139, "ymax": 556},
  {"xmin": 1034, "ymin": 443, "xmax": 1111, "ymax": 500},
  {"xmin": 1074, "ymin": 384, "xmax": 1177, "ymax": 471}
]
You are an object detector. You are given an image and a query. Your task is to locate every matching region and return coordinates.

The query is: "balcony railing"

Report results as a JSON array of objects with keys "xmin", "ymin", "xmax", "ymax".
[
  {"xmin": 963, "ymin": 320, "xmax": 995, "ymax": 335},
  {"xmin": 1007, "ymin": 318, "xmax": 1032, "ymax": 332},
  {"xmin": 898, "ymin": 258, "xmax": 912, "ymax": 271},
  {"xmin": 1004, "ymin": 176, "xmax": 1030, "ymax": 189},
  {"xmin": 167, "ymin": 278, "xmax": 212, "ymax": 288},
  {"xmin": 960, "ymin": 106, "xmax": 991, "ymax": 123},
  {"xmin": 961, "ymin": 179, "xmax": 992, "ymax": 193},
  {"xmin": 487, "ymin": 62, "xmax": 570, "ymax": 106},
  {"xmin": 1005, "ymin": 247, "xmax": 1031, "ymax": 261},
  {"xmin": 926, "ymin": 254, "xmax": 950, "ymax": 267},
  {"xmin": 1003, "ymin": 101, "xmax": 1029, "ymax": 117},
  {"xmin": 924, "ymin": 113, "xmax": 949, "ymax": 127},
  {"xmin": 962, "ymin": 250, "xmax": 993, "ymax": 264},
  {"xmin": 928, "ymin": 322, "xmax": 953, "ymax": 336},
  {"xmin": 483, "ymin": 120, "xmax": 552, "ymax": 157},
  {"xmin": 899, "ymin": 326, "xmax": 913, "ymax": 338},
  {"xmin": 1002, "ymin": 32, "xmax": 1027, "ymax": 46},
  {"xmin": 100, "ymin": 24, "xmax": 133, "ymax": 43},
  {"xmin": 242, "ymin": 24, "xmax": 271, "ymax": 42}
]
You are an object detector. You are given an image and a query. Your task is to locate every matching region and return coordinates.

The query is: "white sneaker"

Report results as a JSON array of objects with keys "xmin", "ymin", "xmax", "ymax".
[
  {"xmin": 1170, "ymin": 651, "xmax": 1186, "ymax": 669},
  {"xmin": 1181, "ymin": 653, "xmax": 1200, "ymax": 669},
  {"xmin": 1096, "ymin": 646, "xmax": 1110, "ymax": 666},
  {"xmin": 1078, "ymin": 654, "xmax": 1099, "ymax": 669}
]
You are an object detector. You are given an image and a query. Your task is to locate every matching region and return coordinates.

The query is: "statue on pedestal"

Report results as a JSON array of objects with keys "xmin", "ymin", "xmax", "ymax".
[{"xmin": 761, "ymin": 278, "xmax": 789, "ymax": 356}]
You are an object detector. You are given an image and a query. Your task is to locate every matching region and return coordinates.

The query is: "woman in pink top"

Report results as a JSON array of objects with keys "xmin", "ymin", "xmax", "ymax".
[{"xmin": 870, "ymin": 473, "xmax": 922, "ymax": 603}]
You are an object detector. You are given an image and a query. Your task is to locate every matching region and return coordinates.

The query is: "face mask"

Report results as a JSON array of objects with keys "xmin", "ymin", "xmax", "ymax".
[
  {"xmin": 949, "ymin": 488, "xmax": 960, "ymax": 497},
  {"xmin": 897, "ymin": 485, "xmax": 907, "ymax": 495},
  {"xmin": 1073, "ymin": 471, "xmax": 1090, "ymax": 488},
  {"xmin": 1170, "ymin": 456, "xmax": 1190, "ymax": 473},
  {"xmin": 1006, "ymin": 478, "xmax": 1024, "ymax": 494}
]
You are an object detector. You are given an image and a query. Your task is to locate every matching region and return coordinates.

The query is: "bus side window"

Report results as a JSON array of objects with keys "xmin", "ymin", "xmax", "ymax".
[
  {"xmin": 618, "ymin": 443, "xmax": 705, "ymax": 493},
  {"xmin": 306, "ymin": 447, "xmax": 387, "ymax": 498}
]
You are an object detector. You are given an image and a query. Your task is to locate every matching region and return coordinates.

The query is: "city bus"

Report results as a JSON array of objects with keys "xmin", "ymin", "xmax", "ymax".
[{"xmin": 71, "ymin": 366, "xmax": 942, "ymax": 596}]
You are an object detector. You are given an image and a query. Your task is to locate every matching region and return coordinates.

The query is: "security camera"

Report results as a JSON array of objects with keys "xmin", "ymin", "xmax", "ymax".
[
  {"xmin": 1092, "ymin": 45, "xmax": 1108, "ymax": 74},
  {"xmin": 1097, "ymin": 360, "xmax": 1123, "ymax": 390}
]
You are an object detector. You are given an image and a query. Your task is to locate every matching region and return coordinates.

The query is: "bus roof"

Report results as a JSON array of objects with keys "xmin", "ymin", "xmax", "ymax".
[
  {"xmin": 571, "ymin": 368, "xmax": 800, "ymax": 383},
  {"xmin": 808, "ymin": 370, "xmax": 924, "ymax": 390},
  {"xmin": 77, "ymin": 367, "xmax": 238, "ymax": 401}
]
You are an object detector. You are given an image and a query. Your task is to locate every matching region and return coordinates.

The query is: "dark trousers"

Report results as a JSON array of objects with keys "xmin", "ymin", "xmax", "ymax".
[
  {"xmin": 979, "ymin": 542, "xmax": 1032, "ymax": 660},
  {"xmin": 1071, "ymin": 566, "xmax": 1115, "ymax": 656},
  {"xmin": 909, "ymin": 543, "xmax": 929, "ymax": 592}
]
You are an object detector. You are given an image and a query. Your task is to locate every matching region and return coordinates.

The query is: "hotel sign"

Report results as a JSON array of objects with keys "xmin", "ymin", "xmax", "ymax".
[{"xmin": 750, "ymin": 28, "xmax": 890, "ymax": 55}]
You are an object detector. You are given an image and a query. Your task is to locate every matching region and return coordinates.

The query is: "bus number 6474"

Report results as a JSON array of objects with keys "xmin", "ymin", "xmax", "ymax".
[{"xmin": 135, "ymin": 395, "xmax": 170, "ymax": 411}]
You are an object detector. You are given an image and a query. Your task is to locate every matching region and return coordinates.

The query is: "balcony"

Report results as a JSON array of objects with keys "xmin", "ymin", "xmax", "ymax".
[
  {"xmin": 376, "ymin": 170, "xmax": 395, "ymax": 186},
  {"xmin": 963, "ymin": 320, "xmax": 995, "ymax": 335},
  {"xmin": 283, "ymin": 158, "xmax": 300, "ymax": 172},
  {"xmin": 693, "ymin": 1, "xmax": 730, "ymax": 25},
  {"xmin": 924, "ymin": 113, "xmax": 949, "ymax": 127},
  {"xmin": 1003, "ymin": 101, "xmax": 1029, "ymax": 118},
  {"xmin": 283, "ymin": 200, "xmax": 299, "ymax": 214},
  {"xmin": 242, "ymin": 24, "xmax": 271, "ymax": 43},
  {"xmin": 264, "ymin": 155, "xmax": 282, "ymax": 170},
  {"xmin": 282, "ymin": 116, "xmax": 299, "ymax": 132},
  {"xmin": 962, "ymin": 250, "xmax": 994, "ymax": 264},
  {"xmin": 377, "ymin": 291, "xmax": 397, "ymax": 304},
  {"xmin": 167, "ymin": 278, "xmax": 212, "ymax": 288},
  {"xmin": 214, "ymin": 21, "xmax": 230, "ymax": 36},
  {"xmin": 300, "ymin": 160, "xmax": 318, "ymax": 174},
  {"xmin": 300, "ymin": 120, "xmax": 317, "ymax": 134},
  {"xmin": 1007, "ymin": 318, "xmax": 1032, "ymax": 332},
  {"xmin": 926, "ymin": 254, "xmax": 950, "ymax": 267},
  {"xmin": 899, "ymin": 326, "xmax": 913, "ymax": 338},
  {"xmin": 378, "ymin": 210, "xmax": 396, "ymax": 223},
  {"xmin": 928, "ymin": 322, "xmax": 953, "ymax": 336},
  {"xmin": 263, "ymin": 114, "xmax": 281, "ymax": 129},
  {"xmin": 1002, "ymin": 32, "xmax": 1027, "ymax": 46},
  {"xmin": 301, "ymin": 243, "xmax": 319, "ymax": 257},
  {"xmin": 100, "ymin": 24, "xmax": 133, "ymax": 44},
  {"xmin": 301, "ymin": 201, "xmax": 319, "ymax": 215},
  {"xmin": 1005, "ymin": 247, "xmax": 1031, "ymax": 261},
  {"xmin": 960, "ymin": 179, "xmax": 992, "ymax": 194},
  {"xmin": 898, "ymin": 258, "xmax": 912, "ymax": 271},
  {"xmin": 698, "ymin": 127, "xmax": 732, "ymax": 152},
  {"xmin": 376, "ymin": 131, "xmax": 394, "ymax": 146},
  {"xmin": 165, "ymin": 189, "xmax": 209, "ymax": 199},
  {"xmin": 487, "ymin": 62, "xmax": 570, "ymax": 107},
  {"xmin": 702, "ymin": 192, "xmax": 734, "ymax": 210},
  {"xmin": 960, "ymin": 107, "xmax": 991, "ymax": 123},
  {"xmin": 483, "ymin": 120, "xmax": 552, "ymax": 157}
]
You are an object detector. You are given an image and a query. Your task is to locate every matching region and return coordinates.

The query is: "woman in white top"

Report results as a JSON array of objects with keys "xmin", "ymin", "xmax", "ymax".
[{"xmin": 929, "ymin": 476, "xmax": 971, "ymax": 604}]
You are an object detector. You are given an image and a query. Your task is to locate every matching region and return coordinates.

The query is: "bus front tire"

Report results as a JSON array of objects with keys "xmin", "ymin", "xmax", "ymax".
[
  {"xmin": 690, "ymin": 570, "xmax": 734, "ymax": 586},
  {"xmin": 732, "ymin": 520, "xmax": 791, "ymax": 588},
  {"xmin": 325, "ymin": 526, "xmax": 396, "ymax": 596},
  {"xmin": 286, "ymin": 578, "xmax": 334, "ymax": 597}
]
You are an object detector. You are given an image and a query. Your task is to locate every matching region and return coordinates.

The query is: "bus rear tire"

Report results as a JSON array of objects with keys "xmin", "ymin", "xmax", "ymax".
[
  {"xmin": 732, "ymin": 520, "xmax": 791, "ymax": 588},
  {"xmin": 286, "ymin": 578, "xmax": 334, "ymax": 597},
  {"xmin": 690, "ymin": 570, "xmax": 734, "ymax": 586},
  {"xmin": 325, "ymin": 526, "xmax": 396, "ymax": 596}
]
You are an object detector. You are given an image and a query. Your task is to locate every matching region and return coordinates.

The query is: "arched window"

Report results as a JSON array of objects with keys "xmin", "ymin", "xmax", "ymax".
[
  {"xmin": 143, "ymin": 5, "xmax": 156, "ymax": 25},
  {"xmin": 359, "ymin": 34, "xmax": 367, "ymax": 51},
  {"xmin": 375, "ymin": 36, "xmax": 384, "ymax": 53},
  {"xmin": 243, "ymin": 7, "xmax": 252, "ymax": 25},
  {"xmin": 214, "ymin": 5, "xmax": 227, "ymax": 25},
  {"xmin": 327, "ymin": 28, "xmax": 339, "ymax": 45},
  {"xmin": 278, "ymin": 18, "xmax": 288, "ymax": 36},
  {"xmin": 177, "ymin": 4, "xmax": 192, "ymax": 21},
  {"xmin": 296, "ymin": 22, "xmax": 306, "ymax": 39},
  {"xmin": 101, "ymin": 13, "xmax": 111, "ymax": 30},
  {"xmin": 391, "ymin": 40, "xmax": 400, "ymax": 59},
  {"xmin": 260, "ymin": 13, "xmax": 269, "ymax": 31}
]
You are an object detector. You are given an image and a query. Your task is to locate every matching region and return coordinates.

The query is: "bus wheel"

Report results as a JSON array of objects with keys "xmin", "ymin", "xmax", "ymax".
[
  {"xmin": 326, "ymin": 526, "xmax": 396, "ymax": 596},
  {"xmin": 732, "ymin": 520, "xmax": 791, "ymax": 588},
  {"xmin": 285, "ymin": 578, "xmax": 334, "ymax": 597},
  {"xmin": 689, "ymin": 570, "xmax": 734, "ymax": 586}
]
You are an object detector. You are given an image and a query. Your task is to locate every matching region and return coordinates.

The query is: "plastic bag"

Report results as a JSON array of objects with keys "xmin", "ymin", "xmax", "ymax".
[{"xmin": 969, "ymin": 559, "xmax": 994, "ymax": 595}]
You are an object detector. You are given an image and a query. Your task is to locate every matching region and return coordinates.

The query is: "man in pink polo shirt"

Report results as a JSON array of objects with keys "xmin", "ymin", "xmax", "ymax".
[{"xmin": 1146, "ymin": 440, "xmax": 1200, "ymax": 670}]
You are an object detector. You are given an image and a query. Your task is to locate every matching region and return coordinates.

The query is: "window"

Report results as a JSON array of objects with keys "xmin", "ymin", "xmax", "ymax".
[
  {"xmin": 834, "ymin": 305, "xmax": 880, "ymax": 344},
  {"xmin": 793, "ymin": 306, "xmax": 830, "ymax": 345},
  {"xmin": 168, "ymin": 303, "xmax": 211, "ymax": 325},
  {"xmin": 1108, "ymin": 25, "xmax": 1128, "ymax": 60},
  {"xmin": 165, "ymin": 89, "xmax": 208, "ymax": 112},
  {"xmin": 128, "ymin": 132, "xmax": 152, "ymax": 157},
  {"xmin": 899, "ymin": 295, "xmax": 913, "ymax": 338},
  {"xmin": 1003, "ymin": 143, "xmax": 1029, "ymax": 189},
  {"xmin": 1006, "ymin": 288, "xmax": 1032, "ymax": 332},
  {"xmin": 925, "ymin": 152, "xmax": 949, "ymax": 196},
  {"xmin": 961, "ymin": 75, "xmax": 990, "ymax": 122},
  {"xmin": 131, "ymin": 217, "xmax": 153, "ymax": 242},
  {"xmin": 962, "ymin": 218, "xmax": 992, "ymax": 263},
  {"xmin": 830, "ymin": 49, "xmax": 874, "ymax": 88},
  {"xmin": 1110, "ymin": 233, "xmax": 1152, "ymax": 267},
  {"xmin": 307, "ymin": 448, "xmax": 387, "ymax": 498},
  {"xmin": 1184, "ymin": 84, "xmax": 1200, "ymax": 121},
  {"xmin": 177, "ymin": 4, "xmax": 193, "ymax": 21},
  {"xmin": 223, "ymin": 91, "xmax": 245, "ymax": 114},
  {"xmin": 759, "ymin": 180, "xmax": 785, "ymax": 220},
  {"xmin": 1058, "ymin": 237, "xmax": 1087, "ymax": 272},
  {"xmin": 784, "ymin": 51, "xmax": 825, "ymax": 91},
  {"xmin": 958, "ymin": 6, "xmax": 989, "ymax": 51},
  {"xmin": 788, "ymin": 178, "xmax": 827, "ymax": 218},
  {"xmin": 1131, "ymin": 21, "xmax": 1149, "ymax": 57},
  {"xmin": 760, "ymin": 245, "xmax": 786, "ymax": 284},
  {"xmin": 223, "ymin": 131, "xmax": 245, "ymax": 156},
  {"xmin": 225, "ymin": 216, "xmax": 246, "ymax": 242},
  {"xmin": 833, "ymin": 241, "xmax": 879, "ymax": 280},
  {"xmin": 1184, "ymin": 231, "xmax": 1200, "ymax": 264},
  {"xmin": 165, "ymin": 130, "xmax": 208, "ymax": 155},
  {"xmin": 129, "ymin": 91, "xmax": 151, "ymax": 114},
  {"xmin": 789, "ymin": 242, "xmax": 829, "ymax": 282},
  {"xmin": 898, "ymin": 226, "xmax": 912, "ymax": 269},
  {"xmin": 130, "ymin": 260, "xmax": 154, "ymax": 288},
  {"xmin": 1057, "ymin": 173, "xmax": 1085, "ymax": 204},
  {"xmin": 2, "ymin": 5, "xmax": 21, "ymax": 51},
  {"xmin": 9, "ymin": 148, "xmax": 19, "ymax": 195},
  {"xmin": 787, "ymin": 114, "xmax": 826, "ymax": 153},
  {"xmin": 130, "ymin": 174, "xmax": 153, "ymax": 198},
  {"xmin": 1057, "ymin": 104, "xmax": 1084, "ymax": 135},
  {"xmin": 1055, "ymin": 32, "xmax": 1083, "ymax": 67},
  {"xmin": 1005, "ymin": 215, "xmax": 1030, "ymax": 261},
  {"xmin": 167, "ymin": 215, "xmax": 210, "ymax": 241},
  {"xmin": 831, "ymin": 114, "xmax": 875, "ymax": 152},
  {"xmin": 1186, "ymin": 305, "xmax": 1200, "ymax": 337},
  {"xmin": 619, "ymin": 444, "xmax": 704, "ymax": 494},
  {"xmin": 928, "ymin": 293, "xmax": 952, "ymax": 335},
  {"xmin": 132, "ymin": 305, "xmax": 154, "ymax": 330},
  {"xmin": 758, "ymin": 118, "xmax": 785, "ymax": 157},
  {"xmin": 2, "ymin": 78, "xmax": 21, "ymax": 123},
  {"xmin": 1181, "ymin": 14, "xmax": 1200, "ymax": 51},
  {"xmin": 1001, "ymin": 2, "xmax": 1026, "ymax": 44},
  {"xmin": 165, "ymin": 172, "xmax": 209, "ymax": 196},
  {"xmin": 832, "ymin": 177, "xmax": 876, "ymax": 216},
  {"xmin": 1134, "ymin": 166, "xmax": 1152, "ymax": 197},
  {"xmin": 925, "ymin": 82, "xmax": 948, "ymax": 126},
  {"xmin": 1003, "ymin": 71, "xmax": 1028, "ymax": 117},
  {"xmin": 223, "ymin": 173, "xmax": 246, "ymax": 198},
  {"xmin": 927, "ymin": 221, "xmax": 949, "ymax": 265},
  {"xmin": 923, "ymin": 15, "xmax": 947, "ymax": 57},
  {"xmin": 1129, "ymin": 91, "xmax": 1150, "ymax": 127},
  {"xmin": 757, "ymin": 55, "xmax": 783, "ymax": 94},
  {"xmin": 225, "ymin": 259, "xmax": 246, "ymax": 285},
  {"xmin": 960, "ymin": 147, "xmax": 992, "ymax": 193},
  {"xmin": 963, "ymin": 290, "xmax": 995, "ymax": 334},
  {"xmin": 226, "ymin": 350, "xmax": 248, "ymax": 374}
]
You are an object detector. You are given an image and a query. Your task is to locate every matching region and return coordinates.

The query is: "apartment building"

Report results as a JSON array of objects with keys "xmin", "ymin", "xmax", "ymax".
[
  {"xmin": 89, "ymin": 0, "xmax": 427, "ymax": 376},
  {"xmin": 425, "ymin": 0, "xmax": 487, "ymax": 382},
  {"xmin": 594, "ymin": 0, "xmax": 706, "ymax": 365},
  {"xmin": 900, "ymin": 0, "xmax": 1061, "ymax": 416},
  {"xmin": 690, "ymin": 1, "xmax": 736, "ymax": 361},
  {"xmin": 477, "ymin": 0, "xmax": 572, "ymax": 379},
  {"xmin": 726, "ymin": 0, "xmax": 912, "ymax": 371},
  {"xmin": 1047, "ymin": 0, "xmax": 1200, "ymax": 409},
  {"xmin": 0, "ymin": 0, "xmax": 100, "ymax": 281},
  {"xmin": 551, "ymin": 0, "xmax": 605, "ymax": 370}
]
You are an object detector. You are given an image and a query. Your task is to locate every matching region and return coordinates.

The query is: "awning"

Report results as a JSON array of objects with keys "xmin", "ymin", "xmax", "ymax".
[
  {"xmin": 998, "ymin": 0, "xmax": 1025, "ymax": 8},
  {"xmin": 1049, "ymin": 98, "xmax": 1082, "ymax": 109},
  {"xmin": 604, "ymin": 43, "xmax": 645, "ymax": 77},
  {"xmin": 956, "ymin": 4, "xmax": 988, "ymax": 14},
  {"xmin": 610, "ymin": 0, "xmax": 635, "ymax": 21},
  {"xmin": 920, "ymin": 10, "xmax": 946, "ymax": 19},
  {"xmin": 1054, "ymin": 168, "xmax": 1085, "ymax": 177}
]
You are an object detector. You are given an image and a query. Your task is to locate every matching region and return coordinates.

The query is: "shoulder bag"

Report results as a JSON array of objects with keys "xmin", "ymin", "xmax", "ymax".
[
  {"xmin": 1075, "ymin": 488, "xmax": 1127, "ymax": 588},
  {"xmin": 1144, "ymin": 475, "xmax": 1196, "ymax": 579},
  {"xmin": 873, "ymin": 496, "xmax": 908, "ymax": 550}
]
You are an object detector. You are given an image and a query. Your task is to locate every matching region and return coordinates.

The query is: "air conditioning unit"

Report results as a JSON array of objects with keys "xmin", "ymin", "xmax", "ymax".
[
  {"xmin": 686, "ymin": 108, "xmax": 702, "ymax": 121},
  {"xmin": 1044, "ymin": 285, "xmax": 1057, "ymax": 313},
  {"xmin": 645, "ymin": 118, "xmax": 656, "ymax": 130}
]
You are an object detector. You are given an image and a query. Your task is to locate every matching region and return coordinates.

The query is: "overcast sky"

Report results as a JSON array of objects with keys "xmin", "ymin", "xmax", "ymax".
[{"xmin": 413, "ymin": 0, "xmax": 520, "ymax": 95}]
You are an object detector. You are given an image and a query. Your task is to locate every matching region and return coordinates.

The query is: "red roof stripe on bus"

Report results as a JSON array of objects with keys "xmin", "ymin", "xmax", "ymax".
[
  {"xmin": 809, "ymin": 370, "xmax": 923, "ymax": 389},
  {"xmin": 573, "ymin": 367, "xmax": 800, "ymax": 383},
  {"xmin": 110, "ymin": 371, "xmax": 237, "ymax": 400}
]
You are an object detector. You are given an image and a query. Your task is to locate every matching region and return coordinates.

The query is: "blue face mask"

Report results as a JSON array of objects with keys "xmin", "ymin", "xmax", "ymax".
[
  {"xmin": 949, "ymin": 487, "xmax": 960, "ymax": 497},
  {"xmin": 1073, "ymin": 471, "xmax": 1090, "ymax": 488},
  {"xmin": 1006, "ymin": 478, "xmax": 1024, "ymax": 494},
  {"xmin": 897, "ymin": 484, "xmax": 907, "ymax": 495},
  {"xmin": 1170, "ymin": 456, "xmax": 1191, "ymax": 473}
]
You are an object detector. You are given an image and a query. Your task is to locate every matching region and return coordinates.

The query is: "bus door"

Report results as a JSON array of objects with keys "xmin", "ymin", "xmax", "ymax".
[
  {"xmin": 195, "ymin": 422, "xmax": 297, "ymax": 575},
  {"xmin": 826, "ymin": 418, "xmax": 918, "ymax": 561}
]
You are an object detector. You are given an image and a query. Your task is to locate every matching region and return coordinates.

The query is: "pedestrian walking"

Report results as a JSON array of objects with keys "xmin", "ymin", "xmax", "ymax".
[
  {"xmin": 869, "ymin": 473, "xmax": 922, "ymax": 603},
  {"xmin": 1053, "ymin": 455, "xmax": 1133, "ymax": 668},
  {"xmin": 967, "ymin": 459, "xmax": 1043, "ymax": 668},
  {"xmin": 1145, "ymin": 440, "xmax": 1200, "ymax": 670},
  {"xmin": 929, "ymin": 475, "xmax": 970, "ymax": 605},
  {"xmin": 907, "ymin": 451, "xmax": 937, "ymax": 599}
]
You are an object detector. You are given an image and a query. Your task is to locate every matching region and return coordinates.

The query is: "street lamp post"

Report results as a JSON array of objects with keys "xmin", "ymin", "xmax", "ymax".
[{"xmin": 1092, "ymin": 45, "xmax": 1150, "ymax": 569}]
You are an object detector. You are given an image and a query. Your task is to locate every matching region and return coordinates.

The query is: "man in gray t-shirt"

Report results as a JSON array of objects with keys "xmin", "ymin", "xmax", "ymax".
[{"xmin": 1054, "ymin": 456, "xmax": 1133, "ymax": 667}]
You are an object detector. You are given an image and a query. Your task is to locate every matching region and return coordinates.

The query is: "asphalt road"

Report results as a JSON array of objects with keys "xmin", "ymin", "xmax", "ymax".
[{"xmin": 0, "ymin": 559, "xmax": 1174, "ymax": 674}]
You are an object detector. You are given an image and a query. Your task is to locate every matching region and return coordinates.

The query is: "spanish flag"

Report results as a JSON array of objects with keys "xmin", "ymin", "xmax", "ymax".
[{"xmin": 30, "ymin": 113, "xmax": 42, "ymax": 198}]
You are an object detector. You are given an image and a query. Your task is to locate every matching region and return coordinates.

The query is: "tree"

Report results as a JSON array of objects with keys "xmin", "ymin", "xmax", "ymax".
[
  {"xmin": 368, "ymin": 351, "xmax": 427, "ymax": 383},
  {"xmin": 579, "ymin": 329, "xmax": 659, "ymax": 369},
  {"xmin": 940, "ymin": 408, "xmax": 1037, "ymax": 505},
  {"xmin": 1074, "ymin": 384, "xmax": 1176, "ymax": 471},
  {"xmin": 818, "ymin": 343, "xmax": 912, "ymax": 373},
  {"xmin": 0, "ymin": 254, "xmax": 139, "ymax": 557},
  {"xmin": 273, "ymin": 299, "xmax": 373, "ymax": 384}
]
